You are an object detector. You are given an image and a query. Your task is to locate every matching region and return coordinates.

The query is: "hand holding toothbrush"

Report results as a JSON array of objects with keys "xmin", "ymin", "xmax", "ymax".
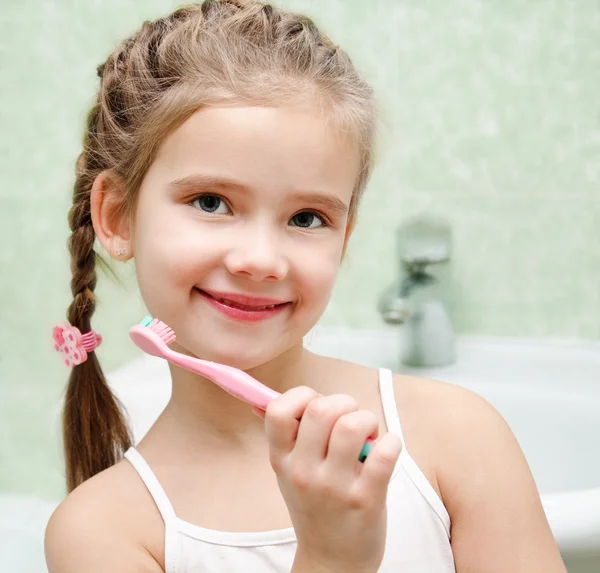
[{"xmin": 253, "ymin": 386, "xmax": 403, "ymax": 573}]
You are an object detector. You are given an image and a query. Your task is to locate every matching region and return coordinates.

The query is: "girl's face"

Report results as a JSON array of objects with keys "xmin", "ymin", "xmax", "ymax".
[{"xmin": 132, "ymin": 105, "xmax": 360, "ymax": 369}]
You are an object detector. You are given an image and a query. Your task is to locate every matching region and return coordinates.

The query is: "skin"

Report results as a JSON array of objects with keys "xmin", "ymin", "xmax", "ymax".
[{"xmin": 45, "ymin": 104, "xmax": 567, "ymax": 573}]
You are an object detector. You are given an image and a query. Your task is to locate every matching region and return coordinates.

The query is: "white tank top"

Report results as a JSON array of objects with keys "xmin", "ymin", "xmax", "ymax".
[{"xmin": 124, "ymin": 368, "xmax": 455, "ymax": 572}]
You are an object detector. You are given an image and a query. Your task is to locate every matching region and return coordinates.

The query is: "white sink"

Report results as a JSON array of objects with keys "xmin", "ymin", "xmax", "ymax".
[{"xmin": 103, "ymin": 326, "xmax": 600, "ymax": 572}]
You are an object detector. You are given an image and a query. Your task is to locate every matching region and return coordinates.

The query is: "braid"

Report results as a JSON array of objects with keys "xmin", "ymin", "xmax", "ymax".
[
  {"xmin": 67, "ymin": 187, "xmax": 96, "ymax": 327},
  {"xmin": 62, "ymin": 112, "xmax": 132, "ymax": 493}
]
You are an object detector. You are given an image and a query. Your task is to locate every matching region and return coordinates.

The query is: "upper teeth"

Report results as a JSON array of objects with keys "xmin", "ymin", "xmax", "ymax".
[{"xmin": 217, "ymin": 297, "xmax": 277, "ymax": 310}]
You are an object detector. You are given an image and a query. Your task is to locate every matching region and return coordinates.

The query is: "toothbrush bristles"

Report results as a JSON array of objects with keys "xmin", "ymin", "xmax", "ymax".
[{"xmin": 149, "ymin": 318, "xmax": 176, "ymax": 346}]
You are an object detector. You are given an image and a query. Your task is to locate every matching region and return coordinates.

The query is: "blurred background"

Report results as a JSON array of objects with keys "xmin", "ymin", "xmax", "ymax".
[{"xmin": 0, "ymin": 0, "xmax": 598, "ymax": 564}]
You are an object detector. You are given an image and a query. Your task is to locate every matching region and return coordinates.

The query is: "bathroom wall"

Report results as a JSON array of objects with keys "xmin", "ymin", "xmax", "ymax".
[{"xmin": 1, "ymin": 0, "xmax": 598, "ymax": 499}]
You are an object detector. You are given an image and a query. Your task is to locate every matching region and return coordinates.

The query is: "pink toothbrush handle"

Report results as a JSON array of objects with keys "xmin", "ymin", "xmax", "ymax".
[
  {"xmin": 162, "ymin": 347, "xmax": 376, "ymax": 461},
  {"xmin": 163, "ymin": 347, "xmax": 280, "ymax": 409}
]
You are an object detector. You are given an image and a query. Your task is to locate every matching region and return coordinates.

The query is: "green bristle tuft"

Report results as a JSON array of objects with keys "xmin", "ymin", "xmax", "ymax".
[{"xmin": 139, "ymin": 315, "xmax": 154, "ymax": 327}]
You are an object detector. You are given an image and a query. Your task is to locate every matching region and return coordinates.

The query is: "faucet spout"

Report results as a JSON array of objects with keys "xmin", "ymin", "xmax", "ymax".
[{"xmin": 377, "ymin": 216, "xmax": 456, "ymax": 368}]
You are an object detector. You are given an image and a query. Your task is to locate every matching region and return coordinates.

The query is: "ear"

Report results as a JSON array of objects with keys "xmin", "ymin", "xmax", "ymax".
[
  {"xmin": 341, "ymin": 216, "xmax": 356, "ymax": 260},
  {"xmin": 90, "ymin": 170, "xmax": 133, "ymax": 261}
]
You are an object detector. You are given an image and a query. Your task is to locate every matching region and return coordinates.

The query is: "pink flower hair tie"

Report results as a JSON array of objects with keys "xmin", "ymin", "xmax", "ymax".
[{"xmin": 52, "ymin": 321, "xmax": 103, "ymax": 367}]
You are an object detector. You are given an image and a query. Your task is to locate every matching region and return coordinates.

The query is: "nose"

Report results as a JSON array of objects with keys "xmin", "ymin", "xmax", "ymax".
[{"xmin": 224, "ymin": 224, "xmax": 289, "ymax": 282}]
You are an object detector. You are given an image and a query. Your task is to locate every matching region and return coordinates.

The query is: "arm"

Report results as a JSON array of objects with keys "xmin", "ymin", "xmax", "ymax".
[
  {"xmin": 45, "ymin": 495, "xmax": 164, "ymax": 573},
  {"xmin": 435, "ymin": 385, "xmax": 567, "ymax": 572}
]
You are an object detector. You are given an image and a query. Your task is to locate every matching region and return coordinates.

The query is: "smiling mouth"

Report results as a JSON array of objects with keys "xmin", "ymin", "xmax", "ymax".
[{"xmin": 195, "ymin": 289, "xmax": 291, "ymax": 311}]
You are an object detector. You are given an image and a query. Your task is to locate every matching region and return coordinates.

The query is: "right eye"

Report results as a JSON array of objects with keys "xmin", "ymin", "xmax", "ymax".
[{"xmin": 190, "ymin": 194, "xmax": 230, "ymax": 215}]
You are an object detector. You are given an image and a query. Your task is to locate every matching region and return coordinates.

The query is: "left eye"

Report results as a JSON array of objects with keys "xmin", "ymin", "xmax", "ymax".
[
  {"xmin": 191, "ymin": 194, "xmax": 230, "ymax": 214},
  {"xmin": 290, "ymin": 212, "xmax": 326, "ymax": 229}
]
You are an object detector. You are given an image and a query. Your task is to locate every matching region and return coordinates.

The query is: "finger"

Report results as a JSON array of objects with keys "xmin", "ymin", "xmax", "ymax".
[
  {"xmin": 326, "ymin": 410, "xmax": 380, "ymax": 474},
  {"xmin": 293, "ymin": 394, "xmax": 360, "ymax": 465},
  {"xmin": 357, "ymin": 432, "xmax": 403, "ymax": 501},
  {"xmin": 264, "ymin": 386, "xmax": 321, "ymax": 464}
]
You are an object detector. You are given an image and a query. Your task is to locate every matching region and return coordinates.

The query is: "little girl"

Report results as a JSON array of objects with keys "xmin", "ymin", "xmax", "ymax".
[{"xmin": 45, "ymin": 2, "xmax": 566, "ymax": 572}]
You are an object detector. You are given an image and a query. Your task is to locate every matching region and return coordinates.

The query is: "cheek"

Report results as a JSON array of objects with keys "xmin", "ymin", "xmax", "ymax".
[
  {"xmin": 296, "ymin": 242, "xmax": 342, "ymax": 310},
  {"xmin": 133, "ymin": 211, "xmax": 218, "ymax": 309}
]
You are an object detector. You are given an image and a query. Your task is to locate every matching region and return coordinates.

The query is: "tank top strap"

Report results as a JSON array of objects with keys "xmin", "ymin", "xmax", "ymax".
[
  {"xmin": 124, "ymin": 447, "xmax": 177, "ymax": 524},
  {"xmin": 377, "ymin": 368, "xmax": 406, "ymax": 450},
  {"xmin": 377, "ymin": 368, "xmax": 451, "ymax": 532}
]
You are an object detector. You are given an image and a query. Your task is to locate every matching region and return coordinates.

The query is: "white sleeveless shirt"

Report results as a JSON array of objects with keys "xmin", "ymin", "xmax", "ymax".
[{"xmin": 124, "ymin": 368, "xmax": 455, "ymax": 572}]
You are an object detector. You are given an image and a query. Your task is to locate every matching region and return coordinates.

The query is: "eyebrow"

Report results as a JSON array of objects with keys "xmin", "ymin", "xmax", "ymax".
[{"xmin": 168, "ymin": 174, "xmax": 349, "ymax": 216}]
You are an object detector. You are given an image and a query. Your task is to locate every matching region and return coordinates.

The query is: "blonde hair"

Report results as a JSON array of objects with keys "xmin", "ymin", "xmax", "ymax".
[{"xmin": 63, "ymin": 0, "xmax": 377, "ymax": 492}]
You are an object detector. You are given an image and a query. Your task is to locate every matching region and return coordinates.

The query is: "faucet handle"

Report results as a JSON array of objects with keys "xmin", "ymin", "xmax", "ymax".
[{"xmin": 397, "ymin": 216, "xmax": 451, "ymax": 268}]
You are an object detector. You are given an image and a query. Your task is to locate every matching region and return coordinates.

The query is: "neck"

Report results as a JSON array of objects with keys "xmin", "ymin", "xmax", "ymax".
[{"xmin": 151, "ymin": 343, "xmax": 325, "ymax": 457}]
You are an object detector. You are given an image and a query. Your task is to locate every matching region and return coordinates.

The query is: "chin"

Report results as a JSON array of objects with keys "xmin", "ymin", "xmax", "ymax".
[{"xmin": 189, "ymin": 343, "xmax": 277, "ymax": 372}]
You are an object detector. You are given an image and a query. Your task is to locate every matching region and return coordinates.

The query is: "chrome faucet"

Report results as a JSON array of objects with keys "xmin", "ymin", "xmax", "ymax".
[{"xmin": 377, "ymin": 216, "xmax": 456, "ymax": 367}]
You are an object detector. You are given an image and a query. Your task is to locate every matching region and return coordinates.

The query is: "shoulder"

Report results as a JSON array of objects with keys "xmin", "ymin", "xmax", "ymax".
[
  {"xmin": 391, "ymin": 373, "xmax": 564, "ymax": 570},
  {"xmin": 397, "ymin": 372, "xmax": 530, "ymax": 504},
  {"xmin": 391, "ymin": 370, "xmax": 511, "ymax": 445},
  {"xmin": 389, "ymin": 371, "xmax": 522, "ymax": 505},
  {"xmin": 45, "ymin": 459, "xmax": 165, "ymax": 572},
  {"xmin": 387, "ymin": 372, "xmax": 493, "ymax": 498},
  {"xmin": 391, "ymin": 371, "xmax": 521, "ymax": 494}
]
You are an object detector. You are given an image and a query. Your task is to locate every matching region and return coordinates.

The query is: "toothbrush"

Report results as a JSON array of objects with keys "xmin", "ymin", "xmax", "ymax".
[{"xmin": 129, "ymin": 315, "xmax": 375, "ymax": 462}]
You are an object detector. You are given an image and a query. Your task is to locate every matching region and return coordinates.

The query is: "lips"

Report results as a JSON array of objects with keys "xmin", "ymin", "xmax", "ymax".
[
  {"xmin": 198, "ymin": 289, "xmax": 289, "ymax": 309},
  {"xmin": 195, "ymin": 288, "xmax": 292, "ymax": 322}
]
